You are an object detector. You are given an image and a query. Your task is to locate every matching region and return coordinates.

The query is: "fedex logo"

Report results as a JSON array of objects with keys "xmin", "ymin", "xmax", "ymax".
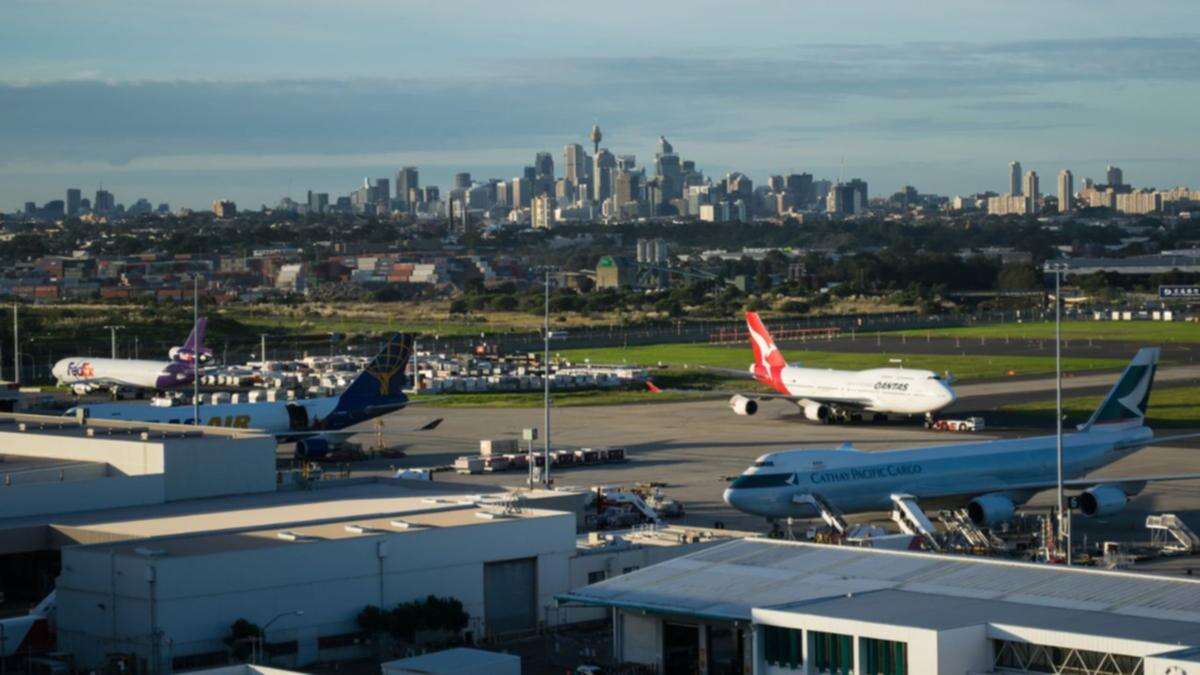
[{"xmin": 67, "ymin": 362, "xmax": 95, "ymax": 378}]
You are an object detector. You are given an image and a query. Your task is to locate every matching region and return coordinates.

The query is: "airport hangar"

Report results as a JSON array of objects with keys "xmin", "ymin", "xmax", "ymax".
[
  {"xmin": 0, "ymin": 413, "xmax": 741, "ymax": 672},
  {"xmin": 560, "ymin": 537, "xmax": 1200, "ymax": 675}
]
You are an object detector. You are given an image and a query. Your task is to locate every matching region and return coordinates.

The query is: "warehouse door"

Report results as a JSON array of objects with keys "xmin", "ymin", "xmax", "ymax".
[
  {"xmin": 663, "ymin": 622, "xmax": 700, "ymax": 675},
  {"xmin": 484, "ymin": 557, "xmax": 537, "ymax": 635}
]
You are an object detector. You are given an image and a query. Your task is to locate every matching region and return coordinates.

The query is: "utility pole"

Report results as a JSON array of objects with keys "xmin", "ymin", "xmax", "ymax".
[
  {"xmin": 543, "ymin": 269, "xmax": 551, "ymax": 487},
  {"xmin": 260, "ymin": 334, "xmax": 268, "ymax": 363}
]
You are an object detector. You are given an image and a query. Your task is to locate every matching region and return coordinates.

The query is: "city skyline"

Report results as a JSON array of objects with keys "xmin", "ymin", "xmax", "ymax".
[{"xmin": 3, "ymin": 2, "xmax": 1200, "ymax": 208}]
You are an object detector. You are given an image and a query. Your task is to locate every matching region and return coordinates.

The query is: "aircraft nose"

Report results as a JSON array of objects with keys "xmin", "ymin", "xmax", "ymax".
[{"xmin": 723, "ymin": 488, "xmax": 740, "ymax": 508}]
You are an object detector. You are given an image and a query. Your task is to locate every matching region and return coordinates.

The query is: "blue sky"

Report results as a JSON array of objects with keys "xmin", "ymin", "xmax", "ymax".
[{"xmin": 3, "ymin": 1, "xmax": 1200, "ymax": 210}]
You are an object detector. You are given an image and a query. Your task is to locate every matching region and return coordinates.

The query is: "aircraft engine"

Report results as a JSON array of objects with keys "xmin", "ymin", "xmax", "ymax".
[
  {"xmin": 295, "ymin": 437, "xmax": 332, "ymax": 460},
  {"xmin": 800, "ymin": 400, "xmax": 830, "ymax": 422},
  {"xmin": 71, "ymin": 384, "xmax": 93, "ymax": 396},
  {"xmin": 1078, "ymin": 485, "xmax": 1128, "ymax": 518},
  {"xmin": 729, "ymin": 395, "xmax": 758, "ymax": 416},
  {"xmin": 967, "ymin": 493, "xmax": 1016, "ymax": 527}
]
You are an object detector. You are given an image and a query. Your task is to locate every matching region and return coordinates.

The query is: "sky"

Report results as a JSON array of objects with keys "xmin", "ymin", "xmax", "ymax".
[{"xmin": 3, "ymin": 0, "xmax": 1200, "ymax": 210}]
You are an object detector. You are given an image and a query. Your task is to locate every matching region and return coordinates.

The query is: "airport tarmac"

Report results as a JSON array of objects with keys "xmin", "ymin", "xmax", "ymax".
[{"xmin": 360, "ymin": 397, "xmax": 1200, "ymax": 547}]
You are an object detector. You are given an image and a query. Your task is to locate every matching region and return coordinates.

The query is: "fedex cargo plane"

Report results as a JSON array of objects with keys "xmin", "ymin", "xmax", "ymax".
[
  {"xmin": 52, "ymin": 318, "xmax": 209, "ymax": 395},
  {"xmin": 726, "ymin": 312, "xmax": 956, "ymax": 422},
  {"xmin": 68, "ymin": 333, "xmax": 416, "ymax": 459}
]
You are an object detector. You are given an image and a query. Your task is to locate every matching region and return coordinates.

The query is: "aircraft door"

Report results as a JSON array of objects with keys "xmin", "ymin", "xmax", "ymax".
[{"xmin": 285, "ymin": 404, "xmax": 309, "ymax": 430}]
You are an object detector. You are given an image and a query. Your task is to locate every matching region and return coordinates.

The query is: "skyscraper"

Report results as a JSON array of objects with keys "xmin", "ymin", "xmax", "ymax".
[
  {"xmin": 534, "ymin": 152, "xmax": 554, "ymax": 180},
  {"xmin": 94, "ymin": 189, "xmax": 115, "ymax": 213},
  {"xmin": 593, "ymin": 149, "xmax": 617, "ymax": 203},
  {"xmin": 1057, "ymin": 170, "xmax": 1074, "ymax": 214},
  {"xmin": 563, "ymin": 144, "xmax": 587, "ymax": 188},
  {"xmin": 396, "ymin": 166, "xmax": 419, "ymax": 206},
  {"xmin": 511, "ymin": 177, "xmax": 531, "ymax": 208},
  {"xmin": 1106, "ymin": 165, "xmax": 1124, "ymax": 187},
  {"xmin": 374, "ymin": 178, "xmax": 390, "ymax": 204},
  {"xmin": 1023, "ymin": 170, "xmax": 1040, "ymax": 214},
  {"xmin": 1009, "ymin": 161, "xmax": 1023, "ymax": 196},
  {"xmin": 453, "ymin": 172, "xmax": 472, "ymax": 190},
  {"xmin": 66, "ymin": 188, "xmax": 81, "ymax": 216}
]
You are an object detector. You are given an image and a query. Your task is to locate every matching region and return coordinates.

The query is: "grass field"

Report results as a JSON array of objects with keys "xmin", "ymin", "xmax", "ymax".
[
  {"xmin": 556, "ymin": 344, "xmax": 1128, "ymax": 382},
  {"xmin": 1002, "ymin": 386, "xmax": 1200, "ymax": 428},
  {"xmin": 894, "ymin": 320, "xmax": 1200, "ymax": 344}
]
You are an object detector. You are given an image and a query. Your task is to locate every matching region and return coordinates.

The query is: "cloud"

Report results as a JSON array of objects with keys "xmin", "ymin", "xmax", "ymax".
[{"xmin": 1, "ymin": 34, "xmax": 1198, "ymax": 204}]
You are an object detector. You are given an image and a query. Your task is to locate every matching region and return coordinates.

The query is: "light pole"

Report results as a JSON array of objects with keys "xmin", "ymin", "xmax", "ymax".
[
  {"xmin": 1045, "ymin": 261, "xmax": 1070, "ymax": 564},
  {"xmin": 543, "ymin": 269, "xmax": 551, "ymax": 487},
  {"xmin": 103, "ymin": 325, "xmax": 125, "ymax": 359},
  {"xmin": 255, "ymin": 610, "xmax": 304, "ymax": 664},
  {"xmin": 192, "ymin": 275, "xmax": 200, "ymax": 426}
]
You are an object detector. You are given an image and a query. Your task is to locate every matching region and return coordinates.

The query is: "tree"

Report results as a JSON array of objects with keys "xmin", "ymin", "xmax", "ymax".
[{"xmin": 997, "ymin": 264, "xmax": 1040, "ymax": 292}]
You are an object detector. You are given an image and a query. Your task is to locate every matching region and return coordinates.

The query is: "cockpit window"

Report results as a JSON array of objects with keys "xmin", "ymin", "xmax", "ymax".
[
  {"xmin": 928, "ymin": 374, "xmax": 941, "ymax": 380},
  {"xmin": 753, "ymin": 460, "xmax": 775, "ymax": 467}
]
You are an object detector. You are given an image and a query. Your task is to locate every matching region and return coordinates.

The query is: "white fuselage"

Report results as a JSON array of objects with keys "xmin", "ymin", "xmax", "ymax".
[
  {"xmin": 51, "ymin": 357, "xmax": 189, "ymax": 391},
  {"xmin": 776, "ymin": 366, "xmax": 955, "ymax": 415},
  {"xmin": 66, "ymin": 396, "xmax": 340, "ymax": 433}
]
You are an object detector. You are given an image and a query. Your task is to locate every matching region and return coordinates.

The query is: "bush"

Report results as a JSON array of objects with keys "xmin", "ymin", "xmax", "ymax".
[{"xmin": 357, "ymin": 596, "xmax": 469, "ymax": 642}]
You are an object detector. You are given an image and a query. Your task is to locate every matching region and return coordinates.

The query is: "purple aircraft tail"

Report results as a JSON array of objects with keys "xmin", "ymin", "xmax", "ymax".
[{"xmin": 170, "ymin": 318, "xmax": 212, "ymax": 363}]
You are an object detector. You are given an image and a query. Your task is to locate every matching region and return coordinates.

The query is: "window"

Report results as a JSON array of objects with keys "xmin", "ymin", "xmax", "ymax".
[
  {"xmin": 753, "ymin": 460, "xmax": 775, "ymax": 467},
  {"xmin": 993, "ymin": 639, "xmax": 1144, "ymax": 675},
  {"xmin": 762, "ymin": 625, "xmax": 802, "ymax": 670},
  {"xmin": 587, "ymin": 570, "xmax": 607, "ymax": 584},
  {"xmin": 622, "ymin": 566, "xmax": 639, "ymax": 574},
  {"xmin": 861, "ymin": 637, "xmax": 907, "ymax": 675},
  {"xmin": 811, "ymin": 631, "xmax": 853, "ymax": 675}
]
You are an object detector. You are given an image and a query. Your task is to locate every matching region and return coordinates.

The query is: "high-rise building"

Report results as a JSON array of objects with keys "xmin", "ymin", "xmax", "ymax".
[
  {"xmin": 564, "ymin": 144, "xmax": 587, "ymax": 188},
  {"xmin": 1023, "ymin": 170, "xmax": 1040, "ymax": 213},
  {"xmin": 212, "ymin": 199, "xmax": 237, "ymax": 218},
  {"xmin": 785, "ymin": 173, "xmax": 814, "ymax": 208},
  {"xmin": 767, "ymin": 175, "xmax": 785, "ymax": 192},
  {"xmin": 453, "ymin": 172, "xmax": 472, "ymax": 190},
  {"xmin": 94, "ymin": 189, "xmax": 115, "ymax": 213},
  {"xmin": 1057, "ymin": 170, "xmax": 1074, "ymax": 214},
  {"xmin": 396, "ymin": 166, "xmax": 419, "ymax": 207},
  {"xmin": 1106, "ymin": 165, "xmax": 1124, "ymax": 188},
  {"xmin": 593, "ymin": 149, "xmax": 617, "ymax": 203},
  {"xmin": 1009, "ymin": 161, "xmax": 1023, "ymax": 195},
  {"xmin": 534, "ymin": 152, "xmax": 554, "ymax": 180},
  {"xmin": 614, "ymin": 169, "xmax": 640, "ymax": 208},
  {"xmin": 66, "ymin": 188, "xmax": 82, "ymax": 216},
  {"xmin": 618, "ymin": 155, "xmax": 636, "ymax": 171},
  {"xmin": 511, "ymin": 177, "xmax": 531, "ymax": 208},
  {"xmin": 531, "ymin": 194, "xmax": 555, "ymax": 229},
  {"xmin": 374, "ymin": 178, "xmax": 390, "ymax": 205}
]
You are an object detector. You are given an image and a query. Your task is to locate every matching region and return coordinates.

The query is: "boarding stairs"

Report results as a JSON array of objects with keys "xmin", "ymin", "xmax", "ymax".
[
  {"xmin": 1146, "ymin": 513, "xmax": 1200, "ymax": 553},
  {"xmin": 793, "ymin": 492, "xmax": 849, "ymax": 534},
  {"xmin": 890, "ymin": 494, "xmax": 942, "ymax": 551},
  {"xmin": 937, "ymin": 509, "xmax": 998, "ymax": 550}
]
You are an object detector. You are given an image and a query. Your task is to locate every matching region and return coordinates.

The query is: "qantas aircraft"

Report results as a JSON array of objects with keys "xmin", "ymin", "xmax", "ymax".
[
  {"xmin": 724, "ymin": 347, "xmax": 1200, "ymax": 530},
  {"xmin": 51, "ymin": 319, "xmax": 211, "ymax": 395},
  {"xmin": 725, "ymin": 312, "xmax": 956, "ymax": 422},
  {"xmin": 67, "ymin": 333, "xmax": 417, "ymax": 459}
]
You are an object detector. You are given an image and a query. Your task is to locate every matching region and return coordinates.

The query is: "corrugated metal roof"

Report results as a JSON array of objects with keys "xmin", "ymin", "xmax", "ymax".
[{"xmin": 560, "ymin": 538, "xmax": 1200, "ymax": 625}]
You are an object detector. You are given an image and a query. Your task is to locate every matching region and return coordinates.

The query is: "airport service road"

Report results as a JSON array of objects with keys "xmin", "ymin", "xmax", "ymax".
[{"xmin": 359, "ymin": 398, "xmax": 1200, "ymax": 541}]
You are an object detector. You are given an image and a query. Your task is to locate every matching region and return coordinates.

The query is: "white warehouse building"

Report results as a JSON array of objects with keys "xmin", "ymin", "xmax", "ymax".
[
  {"xmin": 560, "ymin": 538, "xmax": 1200, "ymax": 675},
  {"xmin": 57, "ymin": 503, "xmax": 576, "ymax": 671}
]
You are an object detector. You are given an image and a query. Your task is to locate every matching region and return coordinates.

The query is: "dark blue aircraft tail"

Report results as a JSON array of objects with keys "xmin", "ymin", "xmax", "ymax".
[{"xmin": 334, "ymin": 334, "xmax": 413, "ymax": 413}]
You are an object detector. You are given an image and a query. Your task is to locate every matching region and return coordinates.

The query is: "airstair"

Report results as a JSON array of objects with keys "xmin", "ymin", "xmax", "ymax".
[
  {"xmin": 937, "ymin": 509, "xmax": 999, "ymax": 550},
  {"xmin": 1146, "ymin": 513, "xmax": 1200, "ymax": 553},
  {"xmin": 794, "ymin": 492, "xmax": 849, "ymax": 534},
  {"xmin": 890, "ymin": 494, "xmax": 942, "ymax": 551}
]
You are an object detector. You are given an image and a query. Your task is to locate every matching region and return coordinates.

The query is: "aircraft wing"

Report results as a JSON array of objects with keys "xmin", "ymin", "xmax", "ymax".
[{"xmin": 725, "ymin": 390, "xmax": 874, "ymax": 408}]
